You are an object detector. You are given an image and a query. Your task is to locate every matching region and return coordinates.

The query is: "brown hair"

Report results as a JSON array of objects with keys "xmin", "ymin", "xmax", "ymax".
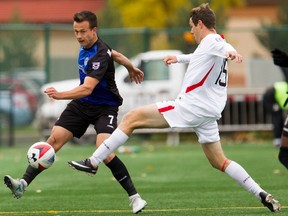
[
  {"xmin": 190, "ymin": 3, "xmax": 216, "ymax": 30},
  {"xmin": 73, "ymin": 11, "xmax": 98, "ymax": 29}
]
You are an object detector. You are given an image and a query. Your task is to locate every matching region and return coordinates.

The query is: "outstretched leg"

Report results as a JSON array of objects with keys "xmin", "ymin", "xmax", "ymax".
[{"xmin": 202, "ymin": 141, "xmax": 281, "ymax": 212}]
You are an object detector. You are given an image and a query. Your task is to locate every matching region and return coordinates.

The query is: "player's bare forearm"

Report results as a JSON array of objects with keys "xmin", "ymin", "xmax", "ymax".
[
  {"xmin": 112, "ymin": 50, "xmax": 134, "ymax": 70},
  {"xmin": 112, "ymin": 50, "xmax": 144, "ymax": 84},
  {"xmin": 44, "ymin": 85, "xmax": 91, "ymax": 100},
  {"xmin": 44, "ymin": 76, "xmax": 98, "ymax": 100}
]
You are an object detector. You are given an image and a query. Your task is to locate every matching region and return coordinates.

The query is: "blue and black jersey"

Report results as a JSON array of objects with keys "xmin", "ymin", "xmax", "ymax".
[{"xmin": 77, "ymin": 38, "xmax": 123, "ymax": 106}]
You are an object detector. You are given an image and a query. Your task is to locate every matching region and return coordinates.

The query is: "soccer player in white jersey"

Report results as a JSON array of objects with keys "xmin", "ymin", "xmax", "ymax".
[{"xmin": 69, "ymin": 3, "xmax": 281, "ymax": 212}]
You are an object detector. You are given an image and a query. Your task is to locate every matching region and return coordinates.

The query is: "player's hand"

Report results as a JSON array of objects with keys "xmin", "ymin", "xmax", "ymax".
[
  {"xmin": 271, "ymin": 49, "xmax": 288, "ymax": 67},
  {"xmin": 44, "ymin": 87, "xmax": 62, "ymax": 99},
  {"xmin": 226, "ymin": 51, "xmax": 243, "ymax": 63},
  {"xmin": 128, "ymin": 67, "xmax": 144, "ymax": 84},
  {"xmin": 163, "ymin": 55, "xmax": 177, "ymax": 65}
]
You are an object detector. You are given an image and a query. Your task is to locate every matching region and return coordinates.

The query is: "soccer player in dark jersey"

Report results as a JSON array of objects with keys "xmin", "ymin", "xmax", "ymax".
[
  {"xmin": 263, "ymin": 49, "xmax": 288, "ymax": 148},
  {"xmin": 4, "ymin": 11, "xmax": 147, "ymax": 214},
  {"xmin": 271, "ymin": 49, "xmax": 288, "ymax": 169}
]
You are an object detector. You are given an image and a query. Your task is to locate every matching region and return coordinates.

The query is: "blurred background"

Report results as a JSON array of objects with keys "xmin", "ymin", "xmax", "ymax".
[{"xmin": 0, "ymin": 0, "xmax": 287, "ymax": 146}]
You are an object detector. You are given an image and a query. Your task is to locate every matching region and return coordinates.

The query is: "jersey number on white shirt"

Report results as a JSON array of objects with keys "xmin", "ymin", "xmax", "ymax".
[{"xmin": 215, "ymin": 59, "xmax": 228, "ymax": 87}]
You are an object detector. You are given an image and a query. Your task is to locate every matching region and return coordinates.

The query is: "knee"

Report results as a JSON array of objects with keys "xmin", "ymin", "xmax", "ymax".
[{"xmin": 121, "ymin": 109, "xmax": 139, "ymax": 129}]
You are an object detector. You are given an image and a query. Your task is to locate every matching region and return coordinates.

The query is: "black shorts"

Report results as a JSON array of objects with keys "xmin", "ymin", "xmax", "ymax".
[{"xmin": 55, "ymin": 100, "xmax": 118, "ymax": 138}]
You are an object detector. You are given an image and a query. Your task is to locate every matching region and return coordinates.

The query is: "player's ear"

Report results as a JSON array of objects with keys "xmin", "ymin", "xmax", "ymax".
[
  {"xmin": 198, "ymin": 20, "xmax": 203, "ymax": 28},
  {"xmin": 92, "ymin": 27, "xmax": 97, "ymax": 33}
]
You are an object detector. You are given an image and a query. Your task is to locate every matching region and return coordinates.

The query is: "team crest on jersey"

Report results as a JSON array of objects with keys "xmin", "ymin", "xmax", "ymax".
[{"xmin": 92, "ymin": 62, "xmax": 100, "ymax": 70}]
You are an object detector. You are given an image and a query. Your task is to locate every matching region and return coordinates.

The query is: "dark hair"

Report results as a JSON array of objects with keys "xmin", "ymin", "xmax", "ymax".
[
  {"xmin": 190, "ymin": 3, "xmax": 216, "ymax": 30},
  {"xmin": 73, "ymin": 11, "xmax": 98, "ymax": 29}
]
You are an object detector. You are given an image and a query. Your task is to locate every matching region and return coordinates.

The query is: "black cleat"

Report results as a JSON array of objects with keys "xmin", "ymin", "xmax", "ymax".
[
  {"xmin": 260, "ymin": 192, "xmax": 281, "ymax": 212},
  {"xmin": 68, "ymin": 159, "xmax": 98, "ymax": 176}
]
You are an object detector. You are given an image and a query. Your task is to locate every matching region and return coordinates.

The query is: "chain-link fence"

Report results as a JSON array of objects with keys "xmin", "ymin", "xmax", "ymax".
[{"xmin": 0, "ymin": 24, "xmax": 287, "ymax": 145}]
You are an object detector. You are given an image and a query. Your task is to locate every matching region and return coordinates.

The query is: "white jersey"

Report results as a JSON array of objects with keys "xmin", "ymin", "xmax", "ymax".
[
  {"xmin": 176, "ymin": 33, "xmax": 236, "ymax": 119},
  {"xmin": 157, "ymin": 33, "xmax": 237, "ymax": 143}
]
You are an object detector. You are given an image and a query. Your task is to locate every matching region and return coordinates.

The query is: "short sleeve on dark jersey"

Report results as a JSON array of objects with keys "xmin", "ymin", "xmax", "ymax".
[{"xmin": 86, "ymin": 40, "xmax": 112, "ymax": 81}]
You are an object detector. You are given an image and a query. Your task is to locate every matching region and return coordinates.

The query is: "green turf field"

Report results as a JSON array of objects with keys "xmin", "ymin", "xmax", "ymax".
[{"xmin": 0, "ymin": 138, "xmax": 287, "ymax": 215}]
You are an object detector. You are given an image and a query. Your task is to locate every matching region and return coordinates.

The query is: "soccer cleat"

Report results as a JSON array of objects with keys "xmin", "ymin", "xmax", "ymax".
[
  {"xmin": 260, "ymin": 192, "xmax": 281, "ymax": 212},
  {"xmin": 129, "ymin": 194, "xmax": 147, "ymax": 214},
  {"xmin": 4, "ymin": 175, "xmax": 27, "ymax": 199},
  {"xmin": 68, "ymin": 159, "xmax": 98, "ymax": 176}
]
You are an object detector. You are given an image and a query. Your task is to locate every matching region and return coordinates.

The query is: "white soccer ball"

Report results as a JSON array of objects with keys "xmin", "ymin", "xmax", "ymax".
[{"xmin": 27, "ymin": 142, "xmax": 56, "ymax": 170}]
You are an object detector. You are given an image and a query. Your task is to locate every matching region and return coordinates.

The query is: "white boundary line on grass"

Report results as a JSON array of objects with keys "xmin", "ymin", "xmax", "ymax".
[{"xmin": 0, "ymin": 206, "xmax": 286, "ymax": 215}]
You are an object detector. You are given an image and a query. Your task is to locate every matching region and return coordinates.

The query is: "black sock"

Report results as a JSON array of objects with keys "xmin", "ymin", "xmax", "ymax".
[
  {"xmin": 278, "ymin": 147, "xmax": 288, "ymax": 169},
  {"xmin": 22, "ymin": 165, "xmax": 43, "ymax": 185},
  {"xmin": 106, "ymin": 156, "xmax": 137, "ymax": 196}
]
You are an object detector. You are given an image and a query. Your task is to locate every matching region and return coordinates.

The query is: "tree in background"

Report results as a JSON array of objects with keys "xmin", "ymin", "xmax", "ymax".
[
  {"xmin": 256, "ymin": 0, "xmax": 288, "ymax": 53},
  {"xmin": 100, "ymin": 0, "xmax": 244, "ymax": 28},
  {"xmin": 98, "ymin": 0, "xmax": 244, "ymax": 55},
  {"xmin": 0, "ymin": 12, "xmax": 38, "ymax": 73}
]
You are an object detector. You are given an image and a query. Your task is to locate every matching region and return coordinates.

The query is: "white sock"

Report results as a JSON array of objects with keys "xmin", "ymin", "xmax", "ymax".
[
  {"xmin": 89, "ymin": 128, "xmax": 129, "ymax": 167},
  {"xmin": 225, "ymin": 161, "xmax": 264, "ymax": 199}
]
